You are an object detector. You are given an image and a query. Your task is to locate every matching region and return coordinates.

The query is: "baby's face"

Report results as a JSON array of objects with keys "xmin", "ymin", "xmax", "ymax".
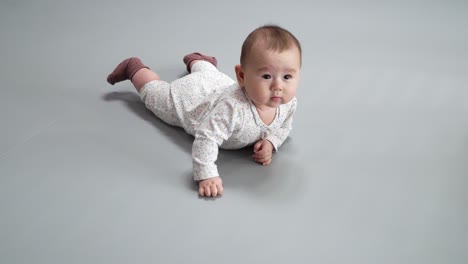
[{"xmin": 236, "ymin": 46, "xmax": 301, "ymax": 109}]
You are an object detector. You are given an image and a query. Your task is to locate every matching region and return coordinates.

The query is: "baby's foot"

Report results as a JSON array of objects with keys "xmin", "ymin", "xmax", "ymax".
[
  {"xmin": 107, "ymin": 57, "xmax": 148, "ymax": 85},
  {"xmin": 183, "ymin": 52, "xmax": 217, "ymax": 73}
]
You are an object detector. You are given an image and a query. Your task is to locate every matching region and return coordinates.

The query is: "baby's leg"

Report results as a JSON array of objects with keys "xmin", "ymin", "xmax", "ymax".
[
  {"xmin": 131, "ymin": 68, "xmax": 160, "ymax": 92},
  {"xmin": 107, "ymin": 57, "xmax": 160, "ymax": 92},
  {"xmin": 139, "ymin": 80, "xmax": 181, "ymax": 127},
  {"xmin": 174, "ymin": 53, "xmax": 235, "ymax": 93},
  {"xmin": 183, "ymin": 52, "xmax": 217, "ymax": 73}
]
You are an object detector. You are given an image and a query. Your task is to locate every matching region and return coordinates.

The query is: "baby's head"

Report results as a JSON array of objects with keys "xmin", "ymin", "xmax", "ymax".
[
  {"xmin": 235, "ymin": 25, "xmax": 302, "ymax": 109},
  {"xmin": 240, "ymin": 25, "xmax": 302, "ymax": 68}
]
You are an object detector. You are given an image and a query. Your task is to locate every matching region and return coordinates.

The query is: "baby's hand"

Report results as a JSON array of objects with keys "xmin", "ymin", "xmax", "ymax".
[
  {"xmin": 253, "ymin": 139, "xmax": 274, "ymax": 166},
  {"xmin": 198, "ymin": 176, "xmax": 223, "ymax": 197}
]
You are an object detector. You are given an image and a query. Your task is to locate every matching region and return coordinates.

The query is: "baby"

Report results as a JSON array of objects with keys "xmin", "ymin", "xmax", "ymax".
[{"xmin": 106, "ymin": 25, "xmax": 302, "ymax": 197}]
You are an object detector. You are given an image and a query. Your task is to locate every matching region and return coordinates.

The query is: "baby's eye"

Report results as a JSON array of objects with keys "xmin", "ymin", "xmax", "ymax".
[
  {"xmin": 262, "ymin": 74, "xmax": 272, "ymax": 79},
  {"xmin": 284, "ymin": 74, "xmax": 293, "ymax": 80}
]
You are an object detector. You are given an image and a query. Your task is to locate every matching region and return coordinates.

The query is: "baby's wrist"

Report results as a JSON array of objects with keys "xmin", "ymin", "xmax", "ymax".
[
  {"xmin": 198, "ymin": 175, "xmax": 221, "ymax": 182},
  {"xmin": 265, "ymin": 139, "xmax": 274, "ymax": 148}
]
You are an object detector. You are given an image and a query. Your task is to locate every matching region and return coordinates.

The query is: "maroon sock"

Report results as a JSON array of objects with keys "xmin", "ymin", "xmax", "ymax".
[
  {"xmin": 183, "ymin": 52, "xmax": 217, "ymax": 73},
  {"xmin": 106, "ymin": 57, "xmax": 149, "ymax": 85}
]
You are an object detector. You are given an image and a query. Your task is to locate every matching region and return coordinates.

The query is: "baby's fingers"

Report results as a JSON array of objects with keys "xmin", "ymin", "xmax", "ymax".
[
  {"xmin": 253, "ymin": 152, "xmax": 270, "ymax": 161},
  {"xmin": 253, "ymin": 140, "xmax": 263, "ymax": 152},
  {"xmin": 253, "ymin": 149, "xmax": 267, "ymax": 159},
  {"xmin": 210, "ymin": 184, "xmax": 218, "ymax": 197},
  {"xmin": 199, "ymin": 186, "xmax": 206, "ymax": 196},
  {"xmin": 254, "ymin": 155, "xmax": 272, "ymax": 165},
  {"xmin": 199, "ymin": 184, "xmax": 222, "ymax": 197},
  {"xmin": 216, "ymin": 183, "xmax": 223, "ymax": 196},
  {"xmin": 204, "ymin": 185, "xmax": 212, "ymax": 197}
]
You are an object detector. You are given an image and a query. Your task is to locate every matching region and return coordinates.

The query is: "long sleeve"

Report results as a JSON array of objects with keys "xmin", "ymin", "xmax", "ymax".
[
  {"xmin": 265, "ymin": 98, "xmax": 297, "ymax": 151},
  {"xmin": 192, "ymin": 100, "xmax": 243, "ymax": 181}
]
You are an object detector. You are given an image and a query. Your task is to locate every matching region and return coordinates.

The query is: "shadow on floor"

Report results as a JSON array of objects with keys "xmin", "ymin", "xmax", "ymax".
[{"xmin": 102, "ymin": 91, "xmax": 193, "ymax": 154}]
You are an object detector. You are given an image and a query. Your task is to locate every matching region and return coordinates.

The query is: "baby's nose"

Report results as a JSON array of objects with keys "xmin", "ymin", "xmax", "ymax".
[{"xmin": 271, "ymin": 79, "xmax": 282, "ymax": 91}]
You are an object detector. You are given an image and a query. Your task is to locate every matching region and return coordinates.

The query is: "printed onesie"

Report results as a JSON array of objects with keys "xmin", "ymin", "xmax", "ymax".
[{"xmin": 139, "ymin": 61, "xmax": 297, "ymax": 181}]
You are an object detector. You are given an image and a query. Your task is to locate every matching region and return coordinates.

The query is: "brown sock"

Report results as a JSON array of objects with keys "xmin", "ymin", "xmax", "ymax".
[
  {"xmin": 183, "ymin": 52, "xmax": 217, "ymax": 73},
  {"xmin": 106, "ymin": 57, "xmax": 149, "ymax": 85}
]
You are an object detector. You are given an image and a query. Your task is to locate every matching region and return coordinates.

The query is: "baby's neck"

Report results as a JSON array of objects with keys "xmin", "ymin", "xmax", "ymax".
[
  {"xmin": 255, "ymin": 105, "xmax": 277, "ymax": 125},
  {"xmin": 255, "ymin": 104, "xmax": 276, "ymax": 112}
]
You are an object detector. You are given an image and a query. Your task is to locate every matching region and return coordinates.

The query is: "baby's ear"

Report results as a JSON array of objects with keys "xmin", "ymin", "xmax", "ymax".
[{"xmin": 235, "ymin": 64, "xmax": 245, "ymax": 87}]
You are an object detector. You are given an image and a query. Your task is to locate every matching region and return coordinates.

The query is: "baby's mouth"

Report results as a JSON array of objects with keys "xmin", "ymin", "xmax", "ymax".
[{"xmin": 271, "ymin": 96, "xmax": 282, "ymax": 102}]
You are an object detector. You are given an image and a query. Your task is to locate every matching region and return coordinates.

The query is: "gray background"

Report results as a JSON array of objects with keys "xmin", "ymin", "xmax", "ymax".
[{"xmin": 1, "ymin": 0, "xmax": 467, "ymax": 263}]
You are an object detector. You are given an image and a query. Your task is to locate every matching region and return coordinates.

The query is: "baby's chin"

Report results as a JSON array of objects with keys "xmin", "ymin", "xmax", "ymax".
[
  {"xmin": 265, "ymin": 100, "xmax": 283, "ymax": 108},
  {"xmin": 271, "ymin": 97, "xmax": 294, "ymax": 106}
]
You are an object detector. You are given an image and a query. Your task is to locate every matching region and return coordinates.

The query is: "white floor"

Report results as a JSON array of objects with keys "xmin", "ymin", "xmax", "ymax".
[{"xmin": 1, "ymin": 1, "xmax": 467, "ymax": 263}]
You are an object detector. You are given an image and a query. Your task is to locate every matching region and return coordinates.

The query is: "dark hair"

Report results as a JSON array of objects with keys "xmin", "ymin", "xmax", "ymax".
[{"xmin": 240, "ymin": 24, "xmax": 302, "ymax": 66}]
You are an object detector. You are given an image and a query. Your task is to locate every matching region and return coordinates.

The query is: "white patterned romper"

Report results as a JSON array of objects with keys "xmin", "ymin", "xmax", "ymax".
[{"xmin": 139, "ymin": 61, "xmax": 297, "ymax": 181}]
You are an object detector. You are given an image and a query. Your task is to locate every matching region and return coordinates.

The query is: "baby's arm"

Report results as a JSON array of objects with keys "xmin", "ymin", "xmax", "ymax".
[
  {"xmin": 255, "ymin": 98, "xmax": 297, "ymax": 164},
  {"xmin": 192, "ymin": 100, "xmax": 242, "ymax": 197}
]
